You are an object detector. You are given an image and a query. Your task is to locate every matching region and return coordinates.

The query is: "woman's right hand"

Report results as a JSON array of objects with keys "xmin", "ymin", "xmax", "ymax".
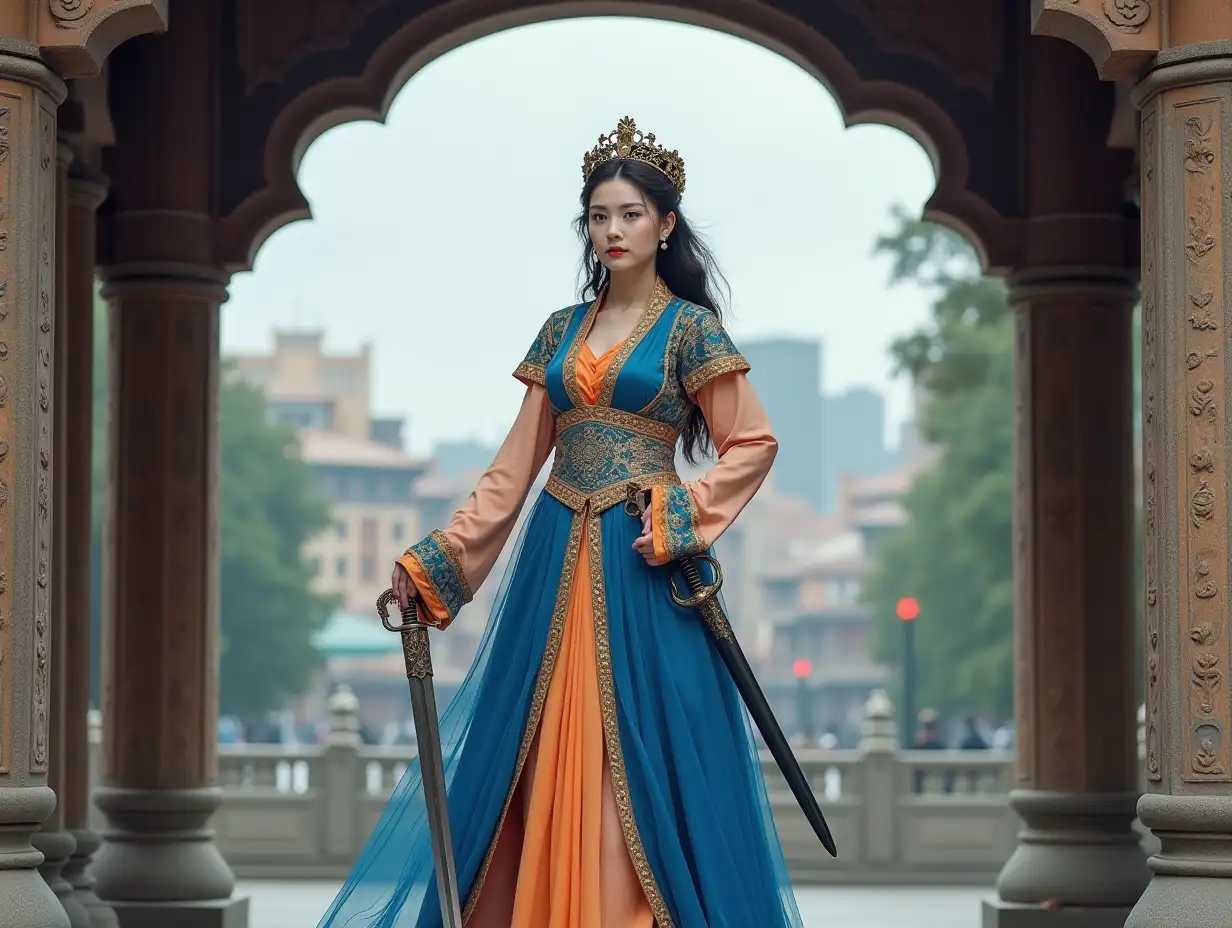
[{"xmin": 392, "ymin": 562, "xmax": 422, "ymax": 610}]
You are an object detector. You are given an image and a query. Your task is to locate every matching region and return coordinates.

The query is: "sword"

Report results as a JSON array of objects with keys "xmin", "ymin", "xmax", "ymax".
[
  {"xmin": 376, "ymin": 590, "xmax": 464, "ymax": 926},
  {"xmin": 625, "ymin": 487, "xmax": 838, "ymax": 858}
]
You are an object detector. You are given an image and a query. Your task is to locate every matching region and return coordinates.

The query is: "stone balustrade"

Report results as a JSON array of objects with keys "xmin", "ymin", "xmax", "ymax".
[{"xmin": 85, "ymin": 690, "xmax": 1153, "ymax": 886}]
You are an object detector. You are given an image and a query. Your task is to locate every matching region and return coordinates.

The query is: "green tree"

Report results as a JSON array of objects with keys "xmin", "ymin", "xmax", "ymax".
[
  {"xmin": 862, "ymin": 208, "xmax": 1015, "ymax": 720},
  {"xmin": 216, "ymin": 373, "xmax": 336, "ymax": 720},
  {"xmin": 89, "ymin": 296, "xmax": 335, "ymax": 720}
]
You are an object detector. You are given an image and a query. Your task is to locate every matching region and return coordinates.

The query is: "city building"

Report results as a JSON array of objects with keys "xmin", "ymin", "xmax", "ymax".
[
  {"xmin": 759, "ymin": 465, "xmax": 924, "ymax": 746},
  {"xmin": 743, "ymin": 337, "xmax": 826, "ymax": 511},
  {"xmin": 229, "ymin": 331, "xmax": 429, "ymax": 614},
  {"xmin": 821, "ymin": 387, "xmax": 897, "ymax": 510}
]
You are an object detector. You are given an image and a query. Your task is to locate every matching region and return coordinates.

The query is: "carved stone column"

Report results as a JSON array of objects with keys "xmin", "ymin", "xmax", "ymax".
[
  {"xmin": 90, "ymin": 10, "xmax": 247, "ymax": 925},
  {"xmin": 31, "ymin": 137, "xmax": 87, "ymax": 928},
  {"xmin": 1128, "ymin": 42, "xmax": 1232, "ymax": 928},
  {"xmin": 0, "ymin": 53, "xmax": 71, "ymax": 928},
  {"xmin": 90, "ymin": 256, "xmax": 247, "ymax": 927},
  {"xmin": 984, "ymin": 35, "xmax": 1148, "ymax": 928},
  {"xmin": 59, "ymin": 161, "xmax": 114, "ymax": 928},
  {"xmin": 987, "ymin": 262, "xmax": 1148, "ymax": 926}
]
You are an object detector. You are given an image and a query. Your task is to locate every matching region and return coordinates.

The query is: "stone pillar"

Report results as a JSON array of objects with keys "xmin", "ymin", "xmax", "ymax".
[
  {"xmin": 0, "ymin": 52, "xmax": 71, "ymax": 928},
  {"xmin": 1128, "ymin": 41, "xmax": 1232, "ymax": 928},
  {"xmin": 984, "ymin": 36, "xmax": 1148, "ymax": 928},
  {"xmin": 59, "ymin": 161, "xmax": 113, "ymax": 928},
  {"xmin": 89, "ymin": 252, "xmax": 247, "ymax": 927},
  {"xmin": 989, "ymin": 262, "xmax": 1148, "ymax": 924},
  {"xmin": 31, "ymin": 137, "xmax": 87, "ymax": 928}
]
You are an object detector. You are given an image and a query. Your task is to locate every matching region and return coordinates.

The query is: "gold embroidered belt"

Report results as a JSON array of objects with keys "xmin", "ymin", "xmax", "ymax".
[{"xmin": 545, "ymin": 407, "xmax": 680, "ymax": 513}]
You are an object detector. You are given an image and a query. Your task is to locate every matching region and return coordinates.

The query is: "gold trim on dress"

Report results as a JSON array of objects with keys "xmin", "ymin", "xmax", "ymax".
[
  {"xmin": 545, "ymin": 472, "xmax": 680, "ymax": 514},
  {"xmin": 587, "ymin": 513, "xmax": 674, "ymax": 927},
  {"xmin": 514, "ymin": 361, "xmax": 546, "ymax": 386},
  {"xmin": 554, "ymin": 405, "xmax": 679, "ymax": 445},
  {"xmin": 682, "ymin": 353, "xmax": 751, "ymax": 398},
  {"xmin": 562, "ymin": 298, "xmax": 601, "ymax": 409},
  {"xmin": 597, "ymin": 278, "xmax": 673, "ymax": 408},
  {"xmin": 461, "ymin": 512, "xmax": 585, "ymax": 923},
  {"xmin": 429, "ymin": 529, "xmax": 473, "ymax": 603}
]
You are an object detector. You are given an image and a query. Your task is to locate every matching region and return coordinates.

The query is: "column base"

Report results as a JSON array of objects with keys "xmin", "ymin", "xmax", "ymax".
[
  {"xmin": 983, "ymin": 900, "xmax": 1132, "ymax": 928},
  {"xmin": 33, "ymin": 828, "xmax": 89, "ymax": 928},
  {"xmin": 996, "ymin": 790, "xmax": 1149, "ymax": 907},
  {"xmin": 0, "ymin": 786, "xmax": 70, "ymax": 928},
  {"xmin": 1127, "ymin": 793, "xmax": 1232, "ymax": 928},
  {"xmin": 92, "ymin": 787, "xmax": 235, "ymax": 903},
  {"xmin": 64, "ymin": 829, "xmax": 117, "ymax": 928},
  {"xmin": 105, "ymin": 896, "xmax": 249, "ymax": 928}
]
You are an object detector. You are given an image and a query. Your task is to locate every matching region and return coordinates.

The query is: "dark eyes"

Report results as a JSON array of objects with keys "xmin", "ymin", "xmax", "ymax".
[{"xmin": 589, "ymin": 212, "xmax": 642, "ymax": 220}]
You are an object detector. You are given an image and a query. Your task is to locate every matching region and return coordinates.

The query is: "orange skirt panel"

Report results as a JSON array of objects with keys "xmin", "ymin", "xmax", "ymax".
[{"xmin": 466, "ymin": 342, "xmax": 654, "ymax": 927}]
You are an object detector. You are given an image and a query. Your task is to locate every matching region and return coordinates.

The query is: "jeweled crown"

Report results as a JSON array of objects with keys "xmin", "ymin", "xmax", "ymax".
[{"xmin": 582, "ymin": 116, "xmax": 687, "ymax": 194}]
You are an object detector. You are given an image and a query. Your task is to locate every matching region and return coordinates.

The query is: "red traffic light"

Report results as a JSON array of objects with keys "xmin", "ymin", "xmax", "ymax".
[
  {"xmin": 895, "ymin": 597, "xmax": 920, "ymax": 621},
  {"xmin": 792, "ymin": 658, "xmax": 813, "ymax": 679}
]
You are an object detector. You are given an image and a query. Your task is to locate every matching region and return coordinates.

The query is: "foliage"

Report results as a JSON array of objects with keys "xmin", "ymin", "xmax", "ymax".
[
  {"xmin": 89, "ymin": 293, "xmax": 335, "ymax": 719},
  {"xmin": 216, "ymin": 373, "xmax": 337, "ymax": 719},
  {"xmin": 862, "ymin": 207, "xmax": 1015, "ymax": 720}
]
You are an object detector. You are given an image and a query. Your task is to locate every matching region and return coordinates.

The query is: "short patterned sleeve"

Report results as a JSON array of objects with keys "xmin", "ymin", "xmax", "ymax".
[
  {"xmin": 514, "ymin": 308, "xmax": 571, "ymax": 386},
  {"xmin": 678, "ymin": 309, "xmax": 751, "ymax": 397}
]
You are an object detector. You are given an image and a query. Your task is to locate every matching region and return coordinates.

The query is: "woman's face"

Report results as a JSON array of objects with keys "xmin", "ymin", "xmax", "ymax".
[{"xmin": 587, "ymin": 177, "xmax": 675, "ymax": 275}]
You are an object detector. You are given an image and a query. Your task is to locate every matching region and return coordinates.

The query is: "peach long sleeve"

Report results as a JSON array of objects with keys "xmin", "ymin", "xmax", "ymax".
[
  {"xmin": 650, "ymin": 371, "xmax": 778, "ymax": 563},
  {"xmin": 397, "ymin": 383, "xmax": 556, "ymax": 628}
]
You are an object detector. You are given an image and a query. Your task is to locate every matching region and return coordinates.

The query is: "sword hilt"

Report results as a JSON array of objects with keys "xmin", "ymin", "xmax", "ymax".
[
  {"xmin": 669, "ymin": 554, "xmax": 724, "ymax": 609},
  {"xmin": 377, "ymin": 589, "xmax": 435, "ymax": 680}
]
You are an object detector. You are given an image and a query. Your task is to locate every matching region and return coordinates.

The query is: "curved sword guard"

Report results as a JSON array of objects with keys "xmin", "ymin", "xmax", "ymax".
[
  {"xmin": 669, "ymin": 554, "xmax": 724, "ymax": 608},
  {"xmin": 376, "ymin": 589, "xmax": 435, "ymax": 680}
]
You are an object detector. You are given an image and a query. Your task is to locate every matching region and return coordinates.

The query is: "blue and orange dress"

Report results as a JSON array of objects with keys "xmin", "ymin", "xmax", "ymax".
[{"xmin": 318, "ymin": 279, "xmax": 804, "ymax": 928}]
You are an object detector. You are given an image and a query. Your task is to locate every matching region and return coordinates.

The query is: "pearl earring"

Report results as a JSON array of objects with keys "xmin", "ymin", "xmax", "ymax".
[{"xmin": 659, "ymin": 237, "xmax": 668, "ymax": 251}]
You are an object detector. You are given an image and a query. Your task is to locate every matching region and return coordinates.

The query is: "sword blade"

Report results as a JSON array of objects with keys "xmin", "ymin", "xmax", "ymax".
[
  {"xmin": 378, "ymin": 590, "xmax": 463, "ymax": 927},
  {"xmin": 404, "ymin": 660, "xmax": 463, "ymax": 927}
]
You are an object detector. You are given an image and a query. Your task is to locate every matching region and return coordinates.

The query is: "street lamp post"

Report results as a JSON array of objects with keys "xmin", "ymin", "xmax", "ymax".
[
  {"xmin": 792, "ymin": 658, "xmax": 814, "ymax": 747},
  {"xmin": 896, "ymin": 597, "xmax": 919, "ymax": 749}
]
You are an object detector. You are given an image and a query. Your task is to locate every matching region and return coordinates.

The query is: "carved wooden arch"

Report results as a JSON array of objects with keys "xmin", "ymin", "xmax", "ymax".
[{"xmin": 215, "ymin": 0, "xmax": 1021, "ymax": 275}]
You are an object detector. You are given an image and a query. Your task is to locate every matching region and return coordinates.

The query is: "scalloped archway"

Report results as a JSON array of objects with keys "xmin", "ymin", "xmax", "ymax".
[{"xmin": 214, "ymin": 0, "xmax": 1023, "ymax": 275}]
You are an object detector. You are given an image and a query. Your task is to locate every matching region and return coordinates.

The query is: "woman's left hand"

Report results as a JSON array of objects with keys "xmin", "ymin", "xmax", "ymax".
[{"xmin": 632, "ymin": 495, "xmax": 657, "ymax": 564}]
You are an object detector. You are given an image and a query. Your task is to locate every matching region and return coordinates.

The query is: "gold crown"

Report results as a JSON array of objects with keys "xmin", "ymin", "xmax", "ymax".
[{"xmin": 582, "ymin": 116, "xmax": 686, "ymax": 194}]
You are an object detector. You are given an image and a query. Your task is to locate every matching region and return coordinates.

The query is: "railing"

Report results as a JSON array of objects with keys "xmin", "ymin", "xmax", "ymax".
[{"xmin": 85, "ymin": 690, "xmax": 1154, "ymax": 885}]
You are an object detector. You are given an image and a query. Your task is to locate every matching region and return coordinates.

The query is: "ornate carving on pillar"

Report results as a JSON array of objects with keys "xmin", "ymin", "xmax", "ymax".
[
  {"xmin": 1127, "ymin": 46, "xmax": 1232, "ymax": 928},
  {"xmin": 1031, "ymin": 0, "xmax": 1160, "ymax": 80},
  {"xmin": 0, "ymin": 50, "xmax": 72, "ymax": 928},
  {"xmin": 1141, "ymin": 108, "xmax": 1162, "ymax": 782},
  {"xmin": 37, "ymin": 0, "xmax": 168, "ymax": 80},
  {"xmin": 30, "ymin": 106, "xmax": 54, "ymax": 782},
  {"xmin": 1177, "ymin": 100, "xmax": 1230, "ymax": 781},
  {"xmin": 0, "ymin": 104, "xmax": 13, "ymax": 779}
]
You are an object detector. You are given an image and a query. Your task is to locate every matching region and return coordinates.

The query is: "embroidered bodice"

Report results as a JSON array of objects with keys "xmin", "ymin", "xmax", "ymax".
[{"xmin": 514, "ymin": 280, "xmax": 750, "ymax": 513}]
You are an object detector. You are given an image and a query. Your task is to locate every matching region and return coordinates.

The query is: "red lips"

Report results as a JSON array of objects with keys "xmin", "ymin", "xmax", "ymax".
[{"xmin": 607, "ymin": 248, "xmax": 627, "ymax": 257}]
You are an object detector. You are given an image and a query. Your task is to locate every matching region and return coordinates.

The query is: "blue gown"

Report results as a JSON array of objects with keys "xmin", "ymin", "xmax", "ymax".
[{"xmin": 317, "ymin": 279, "xmax": 805, "ymax": 927}]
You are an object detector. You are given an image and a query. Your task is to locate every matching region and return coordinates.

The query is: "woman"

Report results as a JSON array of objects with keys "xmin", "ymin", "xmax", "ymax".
[{"xmin": 319, "ymin": 117, "xmax": 803, "ymax": 928}]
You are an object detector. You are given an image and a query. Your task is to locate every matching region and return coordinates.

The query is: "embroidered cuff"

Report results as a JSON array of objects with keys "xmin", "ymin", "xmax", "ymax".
[
  {"xmin": 652, "ymin": 483, "xmax": 706, "ymax": 561},
  {"xmin": 400, "ymin": 529, "xmax": 473, "ymax": 622},
  {"xmin": 397, "ymin": 554, "xmax": 451, "ymax": 626},
  {"xmin": 513, "ymin": 362, "xmax": 546, "ymax": 386},
  {"xmin": 681, "ymin": 354, "xmax": 751, "ymax": 398}
]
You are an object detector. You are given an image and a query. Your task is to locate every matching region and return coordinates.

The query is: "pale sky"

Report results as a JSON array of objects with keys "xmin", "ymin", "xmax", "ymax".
[{"xmin": 222, "ymin": 17, "xmax": 939, "ymax": 456}]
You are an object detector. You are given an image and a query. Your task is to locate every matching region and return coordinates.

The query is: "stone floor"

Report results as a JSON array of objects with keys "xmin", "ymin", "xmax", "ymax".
[{"xmin": 240, "ymin": 881, "xmax": 990, "ymax": 926}]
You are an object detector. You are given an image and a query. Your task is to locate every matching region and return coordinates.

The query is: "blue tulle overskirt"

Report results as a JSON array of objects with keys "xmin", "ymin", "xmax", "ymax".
[{"xmin": 317, "ymin": 492, "xmax": 803, "ymax": 927}]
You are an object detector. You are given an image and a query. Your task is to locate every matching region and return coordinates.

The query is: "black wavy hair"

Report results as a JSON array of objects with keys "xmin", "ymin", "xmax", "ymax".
[{"xmin": 574, "ymin": 158, "xmax": 731, "ymax": 464}]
